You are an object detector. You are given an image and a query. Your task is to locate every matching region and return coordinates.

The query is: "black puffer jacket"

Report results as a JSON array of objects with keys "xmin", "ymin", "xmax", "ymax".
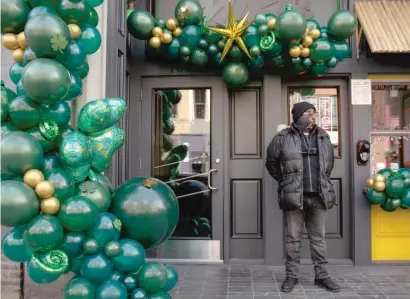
[{"xmin": 265, "ymin": 124, "xmax": 336, "ymax": 210}]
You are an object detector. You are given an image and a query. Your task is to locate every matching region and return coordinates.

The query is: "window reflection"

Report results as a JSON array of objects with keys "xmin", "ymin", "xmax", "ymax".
[{"xmin": 153, "ymin": 88, "xmax": 212, "ymax": 239}]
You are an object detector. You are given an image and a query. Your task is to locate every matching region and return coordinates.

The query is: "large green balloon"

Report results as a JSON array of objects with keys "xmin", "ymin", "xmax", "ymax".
[
  {"xmin": 162, "ymin": 265, "xmax": 178, "ymax": 292},
  {"xmin": 24, "ymin": 215, "xmax": 64, "ymax": 252},
  {"xmin": 42, "ymin": 101, "xmax": 72, "ymax": 127},
  {"xmin": 58, "ymin": 196, "xmax": 98, "ymax": 231},
  {"xmin": 56, "ymin": 41, "xmax": 86, "ymax": 70},
  {"xmin": 327, "ymin": 10, "xmax": 356, "ymax": 41},
  {"xmin": 1, "ymin": 0, "xmax": 30, "ymax": 34},
  {"xmin": 138, "ymin": 262, "xmax": 167, "ymax": 293},
  {"xmin": 58, "ymin": 232, "xmax": 86, "ymax": 257},
  {"xmin": 24, "ymin": 13, "xmax": 71, "ymax": 58},
  {"xmin": 26, "ymin": 126, "xmax": 58, "ymax": 153},
  {"xmin": 78, "ymin": 24, "xmax": 101, "ymax": 55},
  {"xmin": 380, "ymin": 197, "xmax": 401, "ymax": 212},
  {"xmin": 127, "ymin": 10, "xmax": 156, "ymax": 40},
  {"xmin": 91, "ymin": 172, "xmax": 113, "ymax": 193},
  {"xmin": 222, "ymin": 62, "xmax": 249, "ymax": 87},
  {"xmin": 1, "ymin": 122, "xmax": 19, "ymax": 140},
  {"xmin": 8, "ymin": 95, "xmax": 41, "ymax": 129},
  {"xmin": 86, "ymin": 212, "xmax": 121, "ymax": 246},
  {"xmin": 28, "ymin": 0, "xmax": 59, "ymax": 10},
  {"xmin": 111, "ymin": 177, "xmax": 179, "ymax": 249},
  {"xmin": 63, "ymin": 71, "xmax": 83, "ymax": 101},
  {"xmin": 378, "ymin": 168, "xmax": 393, "ymax": 180},
  {"xmin": 45, "ymin": 168, "xmax": 76, "ymax": 201},
  {"xmin": 28, "ymin": 5, "xmax": 59, "ymax": 18},
  {"xmin": 366, "ymin": 188, "xmax": 387, "ymax": 205},
  {"xmin": 27, "ymin": 250, "xmax": 69, "ymax": 284},
  {"xmin": 64, "ymin": 277, "xmax": 97, "ymax": 299},
  {"xmin": 181, "ymin": 25, "xmax": 202, "ymax": 48},
  {"xmin": 9, "ymin": 63, "xmax": 24, "ymax": 85},
  {"xmin": 401, "ymin": 188, "xmax": 410, "ymax": 208},
  {"xmin": 310, "ymin": 38, "xmax": 334, "ymax": 62},
  {"xmin": 80, "ymin": 253, "xmax": 114, "ymax": 285},
  {"xmin": 2, "ymin": 226, "xmax": 33, "ymax": 262},
  {"xmin": 58, "ymin": 0, "xmax": 90, "ymax": 24},
  {"xmin": 274, "ymin": 6, "xmax": 306, "ymax": 41},
  {"xmin": 96, "ymin": 280, "xmax": 127, "ymax": 299},
  {"xmin": 175, "ymin": 0, "xmax": 203, "ymax": 26},
  {"xmin": 22, "ymin": 59, "xmax": 71, "ymax": 105},
  {"xmin": 386, "ymin": 177, "xmax": 405, "ymax": 198},
  {"xmin": 0, "ymin": 131, "xmax": 43, "ymax": 176},
  {"xmin": 111, "ymin": 239, "xmax": 145, "ymax": 273},
  {"xmin": 86, "ymin": 0, "xmax": 104, "ymax": 8},
  {"xmin": 76, "ymin": 181, "xmax": 112, "ymax": 212}
]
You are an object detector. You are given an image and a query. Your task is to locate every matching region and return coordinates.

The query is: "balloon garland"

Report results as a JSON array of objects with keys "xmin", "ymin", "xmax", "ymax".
[
  {"xmin": 365, "ymin": 168, "xmax": 410, "ymax": 212},
  {"xmin": 127, "ymin": 0, "xmax": 356, "ymax": 87},
  {"xmin": 1, "ymin": 1, "xmax": 179, "ymax": 298}
]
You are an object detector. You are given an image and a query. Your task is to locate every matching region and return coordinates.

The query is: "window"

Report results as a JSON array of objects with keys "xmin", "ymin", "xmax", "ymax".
[{"xmin": 194, "ymin": 89, "xmax": 206, "ymax": 119}]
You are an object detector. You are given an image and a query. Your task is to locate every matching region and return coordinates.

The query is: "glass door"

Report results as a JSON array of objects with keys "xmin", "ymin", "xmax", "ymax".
[{"xmin": 140, "ymin": 77, "xmax": 226, "ymax": 262}]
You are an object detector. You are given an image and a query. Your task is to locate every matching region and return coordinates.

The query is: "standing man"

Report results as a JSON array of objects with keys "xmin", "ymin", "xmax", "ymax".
[{"xmin": 265, "ymin": 102, "xmax": 340, "ymax": 293}]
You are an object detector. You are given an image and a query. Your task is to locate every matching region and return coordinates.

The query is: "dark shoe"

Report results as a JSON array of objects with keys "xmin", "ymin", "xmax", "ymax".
[
  {"xmin": 314, "ymin": 277, "xmax": 341, "ymax": 293},
  {"xmin": 281, "ymin": 277, "xmax": 299, "ymax": 293}
]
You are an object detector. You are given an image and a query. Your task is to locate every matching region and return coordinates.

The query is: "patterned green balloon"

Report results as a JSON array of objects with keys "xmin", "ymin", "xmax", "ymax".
[
  {"xmin": 274, "ymin": 6, "xmax": 306, "ymax": 41},
  {"xmin": 76, "ymin": 181, "xmax": 112, "ymax": 212},
  {"xmin": 327, "ymin": 10, "xmax": 356, "ymax": 40},
  {"xmin": 175, "ymin": 0, "xmax": 203, "ymax": 26},
  {"xmin": 1, "ymin": 0, "xmax": 30, "ymax": 34},
  {"xmin": 127, "ymin": 10, "xmax": 156, "ymax": 40}
]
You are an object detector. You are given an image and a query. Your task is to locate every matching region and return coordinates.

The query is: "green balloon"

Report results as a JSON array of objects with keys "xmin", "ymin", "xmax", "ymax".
[
  {"xmin": 386, "ymin": 177, "xmax": 405, "ymax": 198},
  {"xmin": 123, "ymin": 274, "xmax": 138, "ymax": 291},
  {"xmin": 244, "ymin": 25, "xmax": 260, "ymax": 48},
  {"xmin": 0, "ymin": 131, "xmax": 43, "ymax": 176},
  {"xmin": 229, "ymin": 45, "xmax": 244, "ymax": 61},
  {"xmin": 86, "ymin": 0, "xmax": 104, "ymax": 8},
  {"xmin": 86, "ymin": 212, "xmax": 120, "ymax": 248},
  {"xmin": 380, "ymin": 197, "xmax": 401, "ymax": 212},
  {"xmin": 401, "ymin": 188, "xmax": 410, "ymax": 208},
  {"xmin": 91, "ymin": 172, "xmax": 113, "ymax": 193},
  {"xmin": 27, "ymin": 250, "xmax": 69, "ymax": 284},
  {"xmin": 131, "ymin": 289, "xmax": 148, "ymax": 299},
  {"xmin": 45, "ymin": 168, "xmax": 76, "ymax": 201},
  {"xmin": 167, "ymin": 38, "xmax": 181, "ymax": 60},
  {"xmin": 311, "ymin": 62, "xmax": 328, "ymax": 75},
  {"xmin": 28, "ymin": 0, "xmax": 59, "ymax": 10},
  {"xmin": 8, "ymin": 96, "xmax": 40, "ymax": 129},
  {"xmin": 26, "ymin": 126, "xmax": 58, "ymax": 153},
  {"xmin": 24, "ymin": 215, "xmax": 64, "ymax": 252},
  {"xmin": 111, "ymin": 239, "xmax": 145, "ymax": 273},
  {"xmin": 42, "ymin": 101, "xmax": 72, "ymax": 127},
  {"xmin": 2, "ymin": 226, "xmax": 33, "ymax": 262},
  {"xmin": 58, "ymin": 196, "xmax": 98, "ymax": 231},
  {"xmin": 327, "ymin": 56, "xmax": 338, "ymax": 68},
  {"xmin": 80, "ymin": 253, "xmax": 114, "ymax": 285},
  {"xmin": 274, "ymin": 6, "xmax": 306, "ymax": 41},
  {"xmin": 181, "ymin": 25, "xmax": 202, "ymax": 49},
  {"xmin": 16, "ymin": 80, "xmax": 27, "ymax": 96},
  {"xmin": 398, "ymin": 168, "xmax": 410, "ymax": 179},
  {"xmin": 111, "ymin": 177, "xmax": 179, "ymax": 249},
  {"xmin": 378, "ymin": 168, "xmax": 393, "ymax": 180},
  {"xmin": 138, "ymin": 262, "xmax": 167, "ymax": 293},
  {"xmin": 56, "ymin": 41, "xmax": 86, "ymax": 70},
  {"xmin": 23, "ymin": 48, "xmax": 38, "ymax": 66},
  {"xmin": 42, "ymin": 154, "xmax": 62, "ymax": 171},
  {"xmin": 63, "ymin": 71, "xmax": 83, "ymax": 101},
  {"xmin": 310, "ymin": 38, "xmax": 334, "ymax": 62},
  {"xmin": 58, "ymin": 232, "xmax": 86, "ymax": 257},
  {"xmin": 1, "ymin": 122, "xmax": 19, "ymax": 140},
  {"xmin": 327, "ymin": 10, "xmax": 356, "ymax": 40},
  {"xmin": 162, "ymin": 265, "xmax": 178, "ymax": 292},
  {"xmin": 78, "ymin": 24, "xmax": 101, "ymax": 55},
  {"xmin": 9, "ymin": 63, "xmax": 24, "ymax": 85},
  {"xmin": 87, "ymin": 6, "xmax": 99, "ymax": 27},
  {"xmin": 75, "ymin": 60, "xmax": 90, "ymax": 79},
  {"xmin": 175, "ymin": 0, "xmax": 203, "ymax": 26},
  {"xmin": 104, "ymin": 241, "xmax": 121, "ymax": 258},
  {"xmin": 25, "ymin": 13, "xmax": 71, "ymax": 58},
  {"xmin": 109, "ymin": 269, "xmax": 124, "ymax": 281},
  {"xmin": 149, "ymin": 292, "xmax": 171, "ymax": 299},
  {"xmin": 83, "ymin": 238, "xmax": 99, "ymax": 254},
  {"xmin": 332, "ymin": 41, "xmax": 351, "ymax": 61},
  {"xmin": 222, "ymin": 62, "xmax": 249, "ymax": 87},
  {"xmin": 127, "ymin": 10, "xmax": 156, "ymax": 40},
  {"xmin": 64, "ymin": 277, "xmax": 97, "ymax": 299},
  {"xmin": 1, "ymin": 0, "xmax": 30, "ymax": 34},
  {"xmin": 366, "ymin": 188, "xmax": 387, "ymax": 205},
  {"xmin": 306, "ymin": 18, "xmax": 320, "ymax": 30},
  {"xmin": 0, "ymin": 86, "xmax": 9, "ymax": 122},
  {"xmin": 204, "ymin": 30, "xmax": 222, "ymax": 45},
  {"xmin": 254, "ymin": 13, "xmax": 267, "ymax": 26},
  {"xmin": 28, "ymin": 6, "xmax": 59, "ymax": 19},
  {"xmin": 58, "ymin": 0, "xmax": 90, "ymax": 25},
  {"xmin": 22, "ymin": 59, "xmax": 71, "ymax": 105},
  {"xmin": 191, "ymin": 48, "xmax": 208, "ymax": 66},
  {"xmin": 75, "ymin": 181, "xmax": 111, "ymax": 212},
  {"xmin": 96, "ymin": 280, "xmax": 127, "ymax": 299}
]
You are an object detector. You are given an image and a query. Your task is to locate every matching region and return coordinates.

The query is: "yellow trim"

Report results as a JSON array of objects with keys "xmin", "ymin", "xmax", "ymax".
[{"xmin": 368, "ymin": 74, "xmax": 410, "ymax": 80}]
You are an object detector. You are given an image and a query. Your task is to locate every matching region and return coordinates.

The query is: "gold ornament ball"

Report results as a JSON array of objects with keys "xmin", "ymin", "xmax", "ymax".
[
  {"xmin": 267, "ymin": 18, "xmax": 276, "ymax": 29},
  {"xmin": 12, "ymin": 48, "xmax": 24, "ymax": 63},
  {"xmin": 309, "ymin": 29, "xmax": 321, "ymax": 40},
  {"xmin": 16, "ymin": 32, "xmax": 27, "ymax": 49},
  {"xmin": 373, "ymin": 174, "xmax": 385, "ymax": 182},
  {"xmin": 302, "ymin": 35, "xmax": 313, "ymax": 47},
  {"xmin": 374, "ymin": 181, "xmax": 386, "ymax": 192},
  {"xmin": 68, "ymin": 24, "xmax": 82, "ymax": 40},
  {"xmin": 41, "ymin": 197, "xmax": 60, "ymax": 215},
  {"xmin": 299, "ymin": 44, "xmax": 304, "ymax": 49},
  {"xmin": 289, "ymin": 46, "xmax": 301, "ymax": 58},
  {"xmin": 35, "ymin": 181, "xmax": 55, "ymax": 199},
  {"xmin": 152, "ymin": 27, "xmax": 163, "ymax": 37},
  {"xmin": 366, "ymin": 178, "xmax": 374, "ymax": 188},
  {"xmin": 300, "ymin": 47, "xmax": 310, "ymax": 57},
  {"xmin": 166, "ymin": 19, "xmax": 177, "ymax": 31},
  {"xmin": 24, "ymin": 169, "xmax": 45, "ymax": 188},
  {"xmin": 173, "ymin": 27, "xmax": 182, "ymax": 37},
  {"xmin": 149, "ymin": 37, "xmax": 161, "ymax": 48},
  {"xmin": 160, "ymin": 32, "xmax": 172, "ymax": 44},
  {"xmin": 2, "ymin": 33, "xmax": 18, "ymax": 50},
  {"xmin": 305, "ymin": 28, "xmax": 310, "ymax": 35}
]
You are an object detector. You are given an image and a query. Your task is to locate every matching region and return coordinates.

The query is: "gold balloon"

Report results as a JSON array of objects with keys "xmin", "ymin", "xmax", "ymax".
[
  {"xmin": 16, "ymin": 32, "xmax": 27, "ymax": 49},
  {"xmin": 299, "ymin": 44, "xmax": 304, "ymax": 49},
  {"xmin": 24, "ymin": 169, "xmax": 45, "ymax": 188},
  {"xmin": 300, "ymin": 47, "xmax": 310, "ymax": 57},
  {"xmin": 160, "ymin": 32, "xmax": 172, "ymax": 44},
  {"xmin": 289, "ymin": 46, "xmax": 301, "ymax": 58},
  {"xmin": 12, "ymin": 48, "xmax": 24, "ymax": 63},
  {"xmin": 149, "ymin": 37, "xmax": 161, "ymax": 48},
  {"xmin": 68, "ymin": 24, "xmax": 82, "ymax": 40},
  {"xmin": 267, "ymin": 18, "xmax": 276, "ymax": 29},
  {"xmin": 152, "ymin": 27, "xmax": 163, "ymax": 37},
  {"xmin": 305, "ymin": 28, "xmax": 310, "ymax": 35},
  {"xmin": 366, "ymin": 178, "xmax": 374, "ymax": 188},
  {"xmin": 35, "ymin": 181, "xmax": 55, "ymax": 199},
  {"xmin": 2, "ymin": 33, "xmax": 18, "ymax": 50},
  {"xmin": 173, "ymin": 27, "xmax": 182, "ymax": 37},
  {"xmin": 302, "ymin": 35, "xmax": 313, "ymax": 47},
  {"xmin": 373, "ymin": 174, "xmax": 385, "ymax": 182},
  {"xmin": 374, "ymin": 181, "xmax": 386, "ymax": 192},
  {"xmin": 41, "ymin": 197, "xmax": 60, "ymax": 215},
  {"xmin": 309, "ymin": 29, "xmax": 321, "ymax": 40},
  {"xmin": 166, "ymin": 19, "xmax": 177, "ymax": 31}
]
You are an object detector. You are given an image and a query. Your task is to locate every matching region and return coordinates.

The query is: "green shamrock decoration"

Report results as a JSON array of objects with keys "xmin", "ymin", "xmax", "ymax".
[
  {"xmin": 113, "ymin": 218, "xmax": 122, "ymax": 231},
  {"xmin": 79, "ymin": 181, "xmax": 98, "ymax": 194},
  {"xmin": 50, "ymin": 34, "xmax": 68, "ymax": 53}
]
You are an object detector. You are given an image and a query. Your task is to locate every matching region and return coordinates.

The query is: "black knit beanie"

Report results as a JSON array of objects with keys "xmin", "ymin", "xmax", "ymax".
[{"xmin": 291, "ymin": 102, "xmax": 316, "ymax": 122}]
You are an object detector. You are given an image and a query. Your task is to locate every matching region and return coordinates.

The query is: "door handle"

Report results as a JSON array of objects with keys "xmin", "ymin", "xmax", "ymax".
[{"xmin": 208, "ymin": 169, "xmax": 218, "ymax": 190}]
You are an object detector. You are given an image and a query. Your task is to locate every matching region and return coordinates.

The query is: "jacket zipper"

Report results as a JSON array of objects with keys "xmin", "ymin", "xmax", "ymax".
[{"xmin": 302, "ymin": 134, "xmax": 313, "ymax": 192}]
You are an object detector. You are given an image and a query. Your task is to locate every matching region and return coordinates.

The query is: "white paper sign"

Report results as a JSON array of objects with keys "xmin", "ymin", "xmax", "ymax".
[{"xmin": 351, "ymin": 79, "xmax": 372, "ymax": 105}]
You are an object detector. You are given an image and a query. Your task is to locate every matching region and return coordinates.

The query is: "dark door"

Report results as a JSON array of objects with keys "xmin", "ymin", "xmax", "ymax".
[
  {"xmin": 282, "ymin": 79, "xmax": 351, "ymax": 261},
  {"xmin": 140, "ymin": 77, "xmax": 226, "ymax": 262}
]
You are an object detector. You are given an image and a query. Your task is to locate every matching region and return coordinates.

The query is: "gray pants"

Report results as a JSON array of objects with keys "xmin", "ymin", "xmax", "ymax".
[{"xmin": 284, "ymin": 193, "xmax": 328, "ymax": 279}]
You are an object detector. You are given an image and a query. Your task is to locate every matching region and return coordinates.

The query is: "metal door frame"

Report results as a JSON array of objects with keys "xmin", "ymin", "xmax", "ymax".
[{"xmin": 140, "ymin": 76, "xmax": 228, "ymax": 263}]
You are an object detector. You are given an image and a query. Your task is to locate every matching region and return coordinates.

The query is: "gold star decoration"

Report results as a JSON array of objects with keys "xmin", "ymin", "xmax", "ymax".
[{"xmin": 207, "ymin": 0, "xmax": 252, "ymax": 63}]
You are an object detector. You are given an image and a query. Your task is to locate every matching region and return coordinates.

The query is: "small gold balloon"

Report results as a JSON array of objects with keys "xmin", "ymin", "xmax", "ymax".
[
  {"xmin": 166, "ymin": 19, "xmax": 177, "ymax": 31},
  {"xmin": 16, "ymin": 32, "xmax": 27, "ymax": 49},
  {"xmin": 41, "ymin": 197, "xmax": 60, "ymax": 215},
  {"xmin": 299, "ymin": 44, "xmax": 304, "ymax": 49},
  {"xmin": 309, "ymin": 29, "xmax": 321, "ymax": 40},
  {"xmin": 35, "ymin": 181, "xmax": 55, "ymax": 199},
  {"xmin": 289, "ymin": 46, "xmax": 301, "ymax": 58},
  {"xmin": 366, "ymin": 178, "xmax": 374, "ymax": 188},
  {"xmin": 160, "ymin": 32, "xmax": 172, "ymax": 44},
  {"xmin": 2, "ymin": 33, "xmax": 18, "ymax": 50},
  {"xmin": 373, "ymin": 174, "xmax": 385, "ymax": 182},
  {"xmin": 149, "ymin": 37, "xmax": 161, "ymax": 48},
  {"xmin": 12, "ymin": 48, "xmax": 24, "ymax": 63},
  {"xmin": 302, "ymin": 35, "xmax": 313, "ymax": 47},
  {"xmin": 173, "ymin": 27, "xmax": 182, "ymax": 37},
  {"xmin": 374, "ymin": 181, "xmax": 386, "ymax": 192},
  {"xmin": 305, "ymin": 28, "xmax": 310, "ymax": 35},
  {"xmin": 300, "ymin": 47, "xmax": 310, "ymax": 57},
  {"xmin": 68, "ymin": 24, "xmax": 82, "ymax": 40},
  {"xmin": 267, "ymin": 18, "xmax": 276, "ymax": 29},
  {"xmin": 152, "ymin": 27, "xmax": 163, "ymax": 37},
  {"xmin": 24, "ymin": 169, "xmax": 45, "ymax": 188}
]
